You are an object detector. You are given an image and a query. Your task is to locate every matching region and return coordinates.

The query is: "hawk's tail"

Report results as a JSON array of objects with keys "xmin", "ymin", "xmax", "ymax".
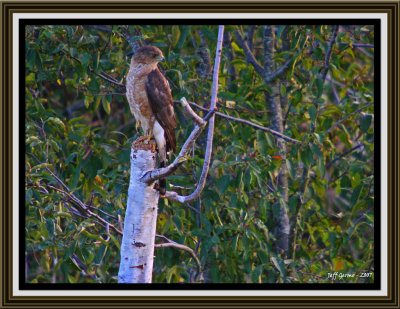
[{"xmin": 159, "ymin": 160, "xmax": 167, "ymax": 195}]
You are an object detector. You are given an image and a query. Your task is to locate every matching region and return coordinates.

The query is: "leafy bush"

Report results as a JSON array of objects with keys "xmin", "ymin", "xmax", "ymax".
[{"xmin": 25, "ymin": 24, "xmax": 375, "ymax": 283}]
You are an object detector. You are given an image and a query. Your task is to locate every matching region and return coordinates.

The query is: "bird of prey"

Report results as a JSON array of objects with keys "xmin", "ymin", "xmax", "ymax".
[{"xmin": 126, "ymin": 46, "xmax": 177, "ymax": 195}]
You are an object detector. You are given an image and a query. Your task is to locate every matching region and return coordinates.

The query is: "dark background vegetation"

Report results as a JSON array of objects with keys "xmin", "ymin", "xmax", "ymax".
[{"xmin": 24, "ymin": 23, "xmax": 376, "ymax": 284}]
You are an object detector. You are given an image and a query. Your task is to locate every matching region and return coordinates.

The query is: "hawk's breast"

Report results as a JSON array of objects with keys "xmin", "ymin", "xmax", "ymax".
[{"xmin": 126, "ymin": 64, "xmax": 156, "ymax": 133}]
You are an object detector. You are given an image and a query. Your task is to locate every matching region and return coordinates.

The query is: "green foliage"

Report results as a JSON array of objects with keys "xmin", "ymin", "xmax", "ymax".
[{"xmin": 25, "ymin": 24, "xmax": 375, "ymax": 284}]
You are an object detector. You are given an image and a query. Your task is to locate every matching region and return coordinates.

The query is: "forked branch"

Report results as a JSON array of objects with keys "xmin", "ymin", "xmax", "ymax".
[{"xmin": 164, "ymin": 26, "xmax": 225, "ymax": 204}]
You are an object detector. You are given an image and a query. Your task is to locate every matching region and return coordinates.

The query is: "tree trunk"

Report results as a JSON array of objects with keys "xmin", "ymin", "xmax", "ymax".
[
  {"xmin": 263, "ymin": 25, "xmax": 290, "ymax": 254},
  {"xmin": 118, "ymin": 139, "xmax": 159, "ymax": 283}
]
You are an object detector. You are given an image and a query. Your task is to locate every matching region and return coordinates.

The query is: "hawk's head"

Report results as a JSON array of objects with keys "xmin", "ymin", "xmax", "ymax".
[{"xmin": 132, "ymin": 46, "xmax": 165, "ymax": 64}]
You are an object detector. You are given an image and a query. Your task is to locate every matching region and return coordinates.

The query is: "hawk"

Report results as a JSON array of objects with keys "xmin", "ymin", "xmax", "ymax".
[{"xmin": 126, "ymin": 46, "xmax": 177, "ymax": 195}]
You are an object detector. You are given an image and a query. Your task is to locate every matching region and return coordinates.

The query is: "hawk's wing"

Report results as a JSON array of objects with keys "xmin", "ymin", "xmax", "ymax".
[{"xmin": 145, "ymin": 68, "xmax": 177, "ymax": 153}]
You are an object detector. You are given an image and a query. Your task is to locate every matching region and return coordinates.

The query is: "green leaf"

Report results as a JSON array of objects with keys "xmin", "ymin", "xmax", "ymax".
[
  {"xmin": 70, "ymin": 166, "xmax": 81, "ymax": 190},
  {"xmin": 26, "ymin": 189, "xmax": 33, "ymax": 204},
  {"xmin": 84, "ymin": 96, "xmax": 90, "ymax": 109},
  {"xmin": 280, "ymin": 83, "xmax": 287, "ymax": 97},
  {"xmin": 270, "ymin": 256, "xmax": 286, "ymax": 280},
  {"xmin": 94, "ymin": 245, "xmax": 108, "ymax": 264},
  {"xmin": 94, "ymin": 95, "xmax": 102, "ymax": 111},
  {"xmin": 317, "ymin": 158, "xmax": 325, "ymax": 179},
  {"xmin": 177, "ymin": 26, "xmax": 190, "ymax": 49},
  {"xmin": 45, "ymin": 219, "xmax": 55, "ymax": 238},
  {"xmin": 171, "ymin": 25, "xmax": 181, "ymax": 47},
  {"xmin": 168, "ymin": 69, "xmax": 184, "ymax": 89},
  {"xmin": 310, "ymin": 143, "xmax": 323, "ymax": 159},
  {"xmin": 108, "ymin": 233, "xmax": 120, "ymax": 250},
  {"xmin": 360, "ymin": 113, "xmax": 372, "ymax": 133},
  {"xmin": 276, "ymin": 25, "xmax": 285, "ymax": 43},
  {"xmin": 256, "ymin": 130, "xmax": 268, "ymax": 153},
  {"xmin": 102, "ymin": 96, "xmax": 111, "ymax": 114},
  {"xmin": 316, "ymin": 78, "xmax": 324, "ymax": 98},
  {"xmin": 79, "ymin": 52, "xmax": 91, "ymax": 68},
  {"xmin": 265, "ymin": 133, "xmax": 275, "ymax": 148},
  {"xmin": 350, "ymin": 185, "xmax": 363, "ymax": 206},
  {"xmin": 31, "ymin": 162, "xmax": 52, "ymax": 172},
  {"xmin": 217, "ymin": 175, "xmax": 231, "ymax": 195},
  {"xmin": 347, "ymin": 221, "xmax": 371, "ymax": 240},
  {"xmin": 35, "ymin": 50, "xmax": 44, "ymax": 71},
  {"xmin": 92, "ymin": 52, "xmax": 100, "ymax": 71},
  {"xmin": 26, "ymin": 73, "xmax": 36, "ymax": 86},
  {"xmin": 309, "ymin": 105, "xmax": 317, "ymax": 122},
  {"xmin": 211, "ymin": 235, "xmax": 220, "ymax": 244},
  {"xmin": 286, "ymin": 159, "xmax": 296, "ymax": 179},
  {"xmin": 47, "ymin": 117, "xmax": 65, "ymax": 132},
  {"xmin": 26, "ymin": 136, "xmax": 42, "ymax": 147},
  {"xmin": 287, "ymin": 54, "xmax": 301, "ymax": 79},
  {"xmin": 291, "ymin": 90, "xmax": 303, "ymax": 104},
  {"xmin": 341, "ymin": 175, "xmax": 352, "ymax": 188}
]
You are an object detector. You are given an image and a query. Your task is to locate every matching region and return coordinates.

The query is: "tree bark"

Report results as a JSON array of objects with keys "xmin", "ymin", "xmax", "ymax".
[
  {"xmin": 118, "ymin": 139, "xmax": 159, "ymax": 283},
  {"xmin": 263, "ymin": 25, "xmax": 290, "ymax": 254}
]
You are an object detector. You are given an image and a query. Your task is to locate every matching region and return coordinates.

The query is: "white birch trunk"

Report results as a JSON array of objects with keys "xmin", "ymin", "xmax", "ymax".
[{"xmin": 118, "ymin": 139, "xmax": 159, "ymax": 283}]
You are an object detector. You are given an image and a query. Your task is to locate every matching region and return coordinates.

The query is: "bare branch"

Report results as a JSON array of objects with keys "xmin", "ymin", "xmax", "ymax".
[
  {"xmin": 320, "ymin": 25, "xmax": 339, "ymax": 84},
  {"xmin": 233, "ymin": 28, "xmax": 264, "ymax": 76},
  {"xmin": 179, "ymin": 97, "xmax": 205, "ymax": 126},
  {"xmin": 140, "ymin": 120, "xmax": 206, "ymax": 183},
  {"xmin": 174, "ymin": 100, "xmax": 300, "ymax": 144},
  {"xmin": 28, "ymin": 153, "xmax": 123, "ymax": 236},
  {"xmin": 326, "ymin": 143, "xmax": 364, "ymax": 168},
  {"xmin": 155, "ymin": 234, "xmax": 201, "ymax": 274},
  {"xmin": 61, "ymin": 49, "xmax": 126, "ymax": 91},
  {"xmin": 50, "ymin": 184, "xmax": 123, "ymax": 236},
  {"xmin": 235, "ymin": 28, "xmax": 294, "ymax": 83},
  {"xmin": 264, "ymin": 58, "xmax": 293, "ymax": 83},
  {"xmin": 323, "ymin": 102, "xmax": 374, "ymax": 134},
  {"xmin": 338, "ymin": 42, "xmax": 374, "ymax": 48},
  {"xmin": 140, "ymin": 96, "xmax": 209, "ymax": 183},
  {"xmin": 164, "ymin": 26, "xmax": 225, "ymax": 204},
  {"xmin": 246, "ymin": 25, "xmax": 257, "ymax": 50},
  {"xmin": 120, "ymin": 25, "xmax": 142, "ymax": 54},
  {"xmin": 330, "ymin": 81, "xmax": 341, "ymax": 105}
]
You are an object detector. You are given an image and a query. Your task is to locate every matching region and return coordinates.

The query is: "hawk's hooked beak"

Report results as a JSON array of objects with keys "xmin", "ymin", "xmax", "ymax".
[{"xmin": 156, "ymin": 54, "xmax": 165, "ymax": 62}]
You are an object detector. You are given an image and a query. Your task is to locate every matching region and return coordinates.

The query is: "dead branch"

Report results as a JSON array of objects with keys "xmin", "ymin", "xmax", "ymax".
[
  {"xmin": 163, "ymin": 26, "xmax": 225, "ymax": 204},
  {"xmin": 155, "ymin": 234, "xmax": 201, "ymax": 275},
  {"xmin": 173, "ymin": 99, "xmax": 300, "ymax": 144}
]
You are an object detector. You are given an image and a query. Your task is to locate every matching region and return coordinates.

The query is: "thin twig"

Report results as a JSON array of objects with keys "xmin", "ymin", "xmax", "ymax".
[
  {"xmin": 338, "ymin": 42, "xmax": 374, "ymax": 48},
  {"xmin": 83, "ymin": 92, "xmax": 125, "ymax": 97},
  {"xmin": 174, "ymin": 100, "xmax": 300, "ymax": 144},
  {"xmin": 28, "ymin": 152, "xmax": 123, "ymax": 236},
  {"xmin": 326, "ymin": 144, "xmax": 364, "ymax": 168},
  {"xmin": 155, "ymin": 234, "xmax": 201, "ymax": 275},
  {"xmin": 61, "ymin": 49, "xmax": 126, "ymax": 91},
  {"xmin": 88, "ymin": 205, "xmax": 118, "ymax": 220},
  {"xmin": 323, "ymin": 102, "xmax": 374, "ymax": 134}
]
